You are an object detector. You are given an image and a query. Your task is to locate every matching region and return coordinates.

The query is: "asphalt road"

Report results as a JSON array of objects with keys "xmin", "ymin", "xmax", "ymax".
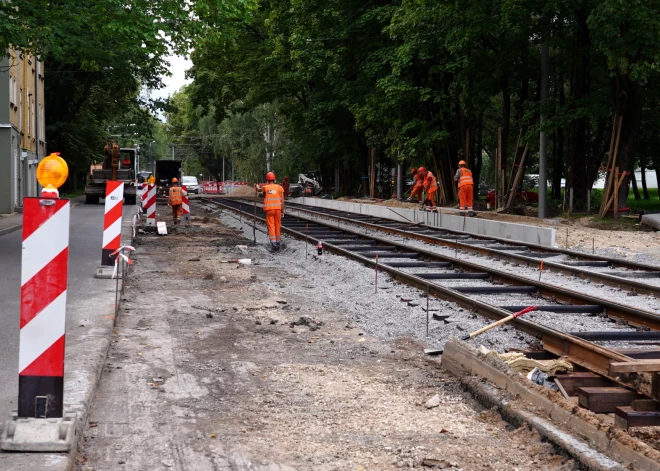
[{"xmin": 0, "ymin": 197, "xmax": 104, "ymax": 423}]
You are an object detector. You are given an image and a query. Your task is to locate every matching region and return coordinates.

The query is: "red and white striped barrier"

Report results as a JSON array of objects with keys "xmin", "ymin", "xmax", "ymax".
[
  {"xmin": 102, "ymin": 181, "xmax": 124, "ymax": 266},
  {"xmin": 182, "ymin": 185, "xmax": 190, "ymax": 222},
  {"xmin": 143, "ymin": 184, "xmax": 156, "ymax": 226},
  {"xmin": 18, "ymin": 197, "xmax": 70, "ymax": 418},
  {"xmin": 201, "ymin": 182, "xmax": 223, "ymax": 194}
]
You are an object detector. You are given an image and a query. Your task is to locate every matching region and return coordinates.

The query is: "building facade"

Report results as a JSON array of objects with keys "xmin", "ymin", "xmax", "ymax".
[{"xmin": 0, "ymin": 50, "xmax": 45, "ymax": 213}]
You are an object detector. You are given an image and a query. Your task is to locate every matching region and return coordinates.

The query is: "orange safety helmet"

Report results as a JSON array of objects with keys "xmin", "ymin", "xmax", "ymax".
[
  {"xmin": 266, "ymin": 172, "xmax": 276, "ymax": 181},
  {"xmin": 417, "ymin": 166, "xmax": 426, "ymax": 174},
  {"xmin": 171, "ymin": 177, "xmax": 178, "ymax": 183},
  {"xmin": 458, "ymin": 160, "xmax": 467, "ymax": 166},
  {"xmin": 410, "ymin": 167, "xmax": 417, "ymax": 174}
]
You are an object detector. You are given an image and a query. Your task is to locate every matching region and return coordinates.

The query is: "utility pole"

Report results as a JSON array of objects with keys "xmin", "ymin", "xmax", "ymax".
[{"xmin": 538, "ymin": 41, "xmax": 549, "ymax": 219}]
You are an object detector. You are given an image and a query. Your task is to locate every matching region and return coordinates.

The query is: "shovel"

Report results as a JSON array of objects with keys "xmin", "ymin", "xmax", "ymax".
[
  {"xmin": 460, "ymin": 306, "xmax": 537, "ymax": 341},
  {"xmin": 424, "ymin": 306, "xmax": 536, "ymax": 356},
  {"xmin": 220, "ymin": 258, "xmax": 252, "ymax": 265}
]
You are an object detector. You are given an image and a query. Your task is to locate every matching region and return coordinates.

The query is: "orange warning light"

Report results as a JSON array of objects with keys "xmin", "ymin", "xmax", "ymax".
[{"xmin": 36, "ymin": 153, "xmax": 68, "ymax": 190}]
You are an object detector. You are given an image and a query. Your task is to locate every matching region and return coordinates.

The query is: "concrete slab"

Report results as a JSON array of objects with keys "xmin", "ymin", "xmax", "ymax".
[
  {"xmin": 1, "ymin": 413, "xmax": 76, "ymax": 452},
  {"xmin": 291, "ymin": 197, "xmax": 557, "ymax": 247},
  {"xmin": 641, "ymin": 213, "xmax": 660, "ymax": 231}
]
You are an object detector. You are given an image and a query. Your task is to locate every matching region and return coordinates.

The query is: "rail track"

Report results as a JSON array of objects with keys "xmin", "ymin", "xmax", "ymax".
[
  {"xmin": 200, "ymin": 196, "xmax": 660, "ymax": 428},
  {"xmin": 281, "ymin": 201, "xmax": 660, "ymax": 298}
]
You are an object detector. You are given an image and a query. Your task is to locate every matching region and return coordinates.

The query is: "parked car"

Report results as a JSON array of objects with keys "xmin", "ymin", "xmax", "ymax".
[
  {"xmin": 181, "ymin": 176, "xmax": 200, "ymax": 194},
  {"xmin": 137, "ymin": 171, "xmax": 153, "ymax": 184}
]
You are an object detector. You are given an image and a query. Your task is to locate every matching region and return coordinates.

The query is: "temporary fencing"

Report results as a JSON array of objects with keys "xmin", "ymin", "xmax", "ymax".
[
  {"xmin": 18, "ymin": 197, "xmax": 70, "ymax": 418},
  {"xmin": 144, "ymin": 184, "xmax": 156, "ymax": 226},
  {"xmin": 101, "ymin": 181, "xmax": 124, "ymax": 266},
  {"xmin": 182, "ymin": 185, "xmax": 190, "ymax": 223}
]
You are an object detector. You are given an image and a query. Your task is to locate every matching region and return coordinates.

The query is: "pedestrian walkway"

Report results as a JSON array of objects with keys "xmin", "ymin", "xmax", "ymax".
[{"xmin": 0, "ymin": 213, "xmax": 22, "ymax": 237}]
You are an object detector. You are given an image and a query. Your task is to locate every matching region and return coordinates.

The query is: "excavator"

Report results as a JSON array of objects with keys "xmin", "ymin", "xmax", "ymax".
[{"xmin": 84, "ymin": 138, "xmax": 137, "ymax": 204}]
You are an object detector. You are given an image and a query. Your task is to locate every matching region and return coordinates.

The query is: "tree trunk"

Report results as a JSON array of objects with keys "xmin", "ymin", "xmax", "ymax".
[
  {"xmin": 473, "ymin": 113, "xmax": 484, "ymax": 200},
  {"xmin": 630, "ymin": 171, "xmax": 640, "ymax": 200},
  {"xmin": 552, "ymin": 71, "xmax": 565, "ymax": 200},
  {"xmin": 613, "ymin": 74, "xmax": 644, "ymax": 208},
  {"xmin": 501, "ymin": 75, "xmax": 510, "ymax": 185},
  {"xmin": 567, "ymin": 7, "xmax": 590, "ymax": 211},
  {"xmin": 641, "ymin": 166, "xmax": 649, "ymax": 199}
]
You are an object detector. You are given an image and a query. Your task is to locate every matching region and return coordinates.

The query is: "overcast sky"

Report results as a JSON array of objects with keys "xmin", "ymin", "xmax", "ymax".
[{"xmin": 152, "ymin": 54, "xmax": 192, "ymax": 118}]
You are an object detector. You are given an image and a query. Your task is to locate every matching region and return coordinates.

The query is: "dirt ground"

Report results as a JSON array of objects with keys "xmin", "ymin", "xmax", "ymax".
[
  {"xmin": 76, "ymin": 206, "xmax": 577, "ymax": 471},
  {"xmin": 337, "ymin": 197, "xmax": 660, "ymax": 263}
]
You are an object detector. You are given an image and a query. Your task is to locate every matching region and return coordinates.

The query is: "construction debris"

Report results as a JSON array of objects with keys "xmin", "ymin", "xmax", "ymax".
[{"xmin": 477, "ymin": 346, "xmax": 573, "ymax": 376}]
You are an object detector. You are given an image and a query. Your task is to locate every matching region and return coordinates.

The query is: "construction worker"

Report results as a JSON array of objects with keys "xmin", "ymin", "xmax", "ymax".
[
  {"xmin": 282, "ymin": 175, "xmax": 290, "ymax": 198},
  {"xmin": 407, "ymin": 167, "xmax": 424, "ymax": 203},
  {"xmin": 263, "ymin": 172, "xmax": 284, "ymax": 251},
  {"xmin": 419, "ymin": 167, "xmax": 438, "ymax": 212},
  {"xmin": 455, "ymin": 160, "xmax": 475, "ymax": 216},
  {"xmin": 168, "ymin": 177, "xmax": 187, "ymax": 225},
  {"xmin": 148, "ymin": 174, "xmax": 155, "ymax": 185}
]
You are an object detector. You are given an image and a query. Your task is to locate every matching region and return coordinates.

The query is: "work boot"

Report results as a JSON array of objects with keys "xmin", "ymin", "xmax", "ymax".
[
  {"xmin": 271, "ymin": 242, "xmax": 278, "ymax": 251},
  {"xmin": 419, "ymin": 204, "xmax": 426, "ymax": 211},
  {"xmin": 459, "ymin": 211, "xmax": 466, "ymax": 217}
]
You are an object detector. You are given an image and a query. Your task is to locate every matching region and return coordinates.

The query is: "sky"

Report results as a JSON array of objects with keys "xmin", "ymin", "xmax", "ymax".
[{"xmin": 151, "ymin": 54, "xmax": 193, "ymax": 117}]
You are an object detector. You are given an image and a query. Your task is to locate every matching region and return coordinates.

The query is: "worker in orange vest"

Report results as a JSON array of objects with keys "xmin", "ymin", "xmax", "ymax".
[
  {"xmin": 455, "ymin": 160, "xmax": 475, "ymax": 217},
  {"xmin": 263, "ymin": 172, "xmax": 285, "ymax": 251},
  {"xmin": 406, "ymin": 167, "xmax": 424, "ymax": 203},
  {"xmin": 418, "ymin": 167, "xmax": 438, "ymax": 212},
  {"xmin": 282, "ymin": 175, "xmax": 290, "ymax": 198},
  {"xmin": 168, "ymin": 177, "xmax": 188, "ymax": 225}
]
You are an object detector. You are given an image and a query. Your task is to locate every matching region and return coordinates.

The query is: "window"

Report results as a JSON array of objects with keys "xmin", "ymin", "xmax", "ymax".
[{"xmin": 9, "ymin": 77, "xmax": 16, "ymax": 105}]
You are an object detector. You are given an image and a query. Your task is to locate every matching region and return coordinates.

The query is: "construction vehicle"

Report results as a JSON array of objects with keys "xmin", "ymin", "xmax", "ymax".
[
  {"xmin": 84, "ymin": 139, "xmax": 137, "ymax": 205},
  {"xmin": 155, "ymin": 160, "xmax": 182, "ymax": 196},
  {"xmin": 287, "ymin": 172, "xmax": 323, "ymax": 197}
]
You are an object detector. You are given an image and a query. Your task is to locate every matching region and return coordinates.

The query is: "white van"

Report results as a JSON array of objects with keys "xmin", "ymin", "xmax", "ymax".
[{"xmin": 181, "ymin": 176, "xmax": 200, "ymax": 194}]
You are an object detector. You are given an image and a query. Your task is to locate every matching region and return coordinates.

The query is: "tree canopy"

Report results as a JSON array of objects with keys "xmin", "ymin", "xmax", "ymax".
[{"xmin": 172, "ymin": 0, "xmax": 660, "ymax": 207}]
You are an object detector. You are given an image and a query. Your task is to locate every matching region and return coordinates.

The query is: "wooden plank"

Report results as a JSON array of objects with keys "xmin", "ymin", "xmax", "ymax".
[
  {"xmin": 599, "ymin": 116, "xmax": 619, "ymax": 216},
  {"xmin": 555, "ymin": 379, "xmax": 571, "ymax": 401},
  {"xmin": 631, "ymin": 400, "xmax": 660, "ymax": 412},
  {"xmin": 613, "ymin": 348, "xmax": 660, "ymax": 359},
  {"xmin": 600, "ymin": 117, "xmax": 623, "ymax": 218},
  {"xmin": 615, "ymin": 406, "xmax": 660, "ymax": 430},
  {"xmin": 652, "ymin": 373, "xmax": 660, "ymax": 402},
  {"xmin": 553, "ymin": 372, "xmax": 614, "ymax": 396},
  {"xmin": 578, "ymin": 387, "xmax": 639, "ymax": 413},
  {"xmin": 609, "ymin": 360, "xmax": 660, "ymax": 374}
]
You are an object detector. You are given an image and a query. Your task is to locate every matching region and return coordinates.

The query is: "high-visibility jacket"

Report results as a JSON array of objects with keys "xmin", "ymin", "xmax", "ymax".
[
  {"xmin": 263, "ymin": 183, "xmax": 284, "ymax": 210},
  {"xmin": 169, "ymin": 186, "xmax": 183, "ymax": 205},
  {"xmin": 413, "ymin": 174, "xmax": 424, "ymax": 188},
  {"xmin": 424, "ymin": 172, "xmax": 438, "ymax": 192},
  {"xmin": 148, "ymin": 175, "xmax": 155, "ymax": 184},
  {"xmin": 458, "ymin": 168, "xmax": 474, "ymax": 188}
]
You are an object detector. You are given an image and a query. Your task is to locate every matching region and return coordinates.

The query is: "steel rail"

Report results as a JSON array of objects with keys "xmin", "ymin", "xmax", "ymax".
[
  {"xmin": 214, "ymin": 197, "xmax": 660, "ymax": 331},
  {"xmin": 281, "ymin": 202, "xmax": 660, "ymax": 298},
  {"xmin": 203, "ymin": 198, "xmax": 655, "ymax": 396}
]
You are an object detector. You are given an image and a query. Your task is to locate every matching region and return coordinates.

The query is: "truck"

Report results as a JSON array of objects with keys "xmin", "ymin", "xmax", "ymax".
[
  {"xmin": 85, "ymin": 139, "xmax": 137, "ymax": 205},
  {"xmin": 155, "ymin": 160, "xmax": 183, "ymax": 195}
]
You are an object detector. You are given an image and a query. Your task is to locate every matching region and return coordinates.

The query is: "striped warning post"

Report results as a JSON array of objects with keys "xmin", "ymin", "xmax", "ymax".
[
  {"xmin": 182, "ymin": 185, "xmax": 190, "ymax": 222},
  {"xmin": 101, "ymin": 181, "xmax": 124, "ymax": 266},
  {"xmin": 19, "ymin": 197, "xmax": 70, "ymax": 418},
  {"xmin": 144, "ymin": 184, "xmax": 156, "ymax": 226}
]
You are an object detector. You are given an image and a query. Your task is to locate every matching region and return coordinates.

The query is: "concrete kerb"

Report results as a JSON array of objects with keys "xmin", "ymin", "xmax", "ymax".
[
  {"xmin": 441, "ymin": 339, "xmax": 660, "ymax": 471},
  {"xmin": 291, "ymin": 197, "xmax": 557, "ymax": 247}
]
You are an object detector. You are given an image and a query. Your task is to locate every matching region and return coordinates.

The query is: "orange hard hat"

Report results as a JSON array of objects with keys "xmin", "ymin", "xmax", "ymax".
[
  {"xmin": 458, "ymin": 160, "xmax": 467, "ymax": 166},
  {"xmin": 410, "ymin": 167, "xmax": 417, "ymax": 174},
  {"xmin": 266, "ymin": 172, "xmax": 276, "ymax": 181},
  {"xmin": 417, "ymin": 167, "xmax": 426, "ymax": 174},
  {"xmin": 171, "ymin": 177, "xmax": 178, "ymax": 183}
]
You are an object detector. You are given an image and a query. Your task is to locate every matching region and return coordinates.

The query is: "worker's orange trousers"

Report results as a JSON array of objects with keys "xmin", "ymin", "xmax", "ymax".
[
  {"xmin": 171, "ymin": 204, "xmax": 182, "ymax": 219},
  {"xmin": 459, "ymin": 185, "xmax": 474, "ymax": 210},
  {"xmin": 426, "ymin": 189, "xmax": 437, "ymax": 209},
  {"xmin": 265, "ymin": 209, "xmax": 282, "ymax": 243},
  {"xmin": 410, "ymin": 185, "xmax": 423, "ymax": 202}
]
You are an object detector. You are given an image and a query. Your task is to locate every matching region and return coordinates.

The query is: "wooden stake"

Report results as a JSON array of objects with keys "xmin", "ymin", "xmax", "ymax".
[
  {"xmin": 504, "ymin": 142, "xmax": 529, "ymax": 210},
  {"xmin": 600, "ymin": 117, "xmax": 623, "ymax": 218}
]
